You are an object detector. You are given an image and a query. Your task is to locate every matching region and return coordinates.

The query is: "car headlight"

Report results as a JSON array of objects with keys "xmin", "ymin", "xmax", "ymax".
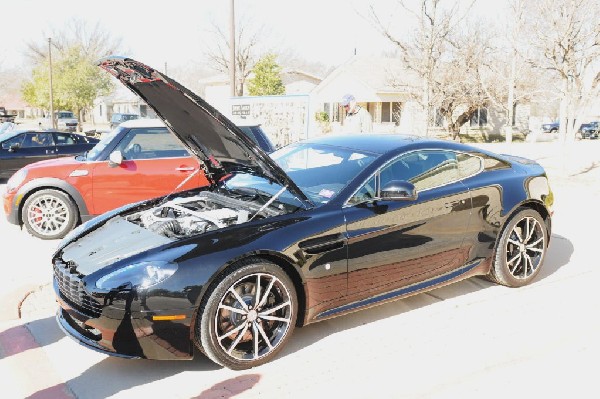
[
  {"xmin": 6, "ymin": 169, "xmax": 28, "ymax": 192},
  {"xmin": 95, "ymin": 261, "xmax": 178, "ymax": 290}
]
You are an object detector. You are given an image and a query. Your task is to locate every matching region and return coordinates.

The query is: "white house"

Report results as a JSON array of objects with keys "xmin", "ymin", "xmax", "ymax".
[
  {"xmin": 309, "ymin": 55, "xmax": 422, "ymax": 135},
  {"xmin": 90, "ymin": 85, "xmax": 157, "ymax": 125}
]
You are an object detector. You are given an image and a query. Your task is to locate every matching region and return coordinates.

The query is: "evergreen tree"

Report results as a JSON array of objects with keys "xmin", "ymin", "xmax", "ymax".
[{"xmin": 248, "ymin": 54, "xmax": 285, "ymax": 96}]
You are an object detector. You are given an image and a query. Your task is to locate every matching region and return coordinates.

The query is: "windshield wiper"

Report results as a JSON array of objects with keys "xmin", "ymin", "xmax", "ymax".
[{"xmin": 232, "ymin": 186, "xmax": 271, "ymax": 201}]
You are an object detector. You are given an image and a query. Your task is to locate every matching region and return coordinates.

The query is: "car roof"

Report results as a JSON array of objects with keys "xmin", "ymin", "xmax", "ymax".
[{"xmin": 297, "ymin": 133, "xmax": 442, "ymax": 154}]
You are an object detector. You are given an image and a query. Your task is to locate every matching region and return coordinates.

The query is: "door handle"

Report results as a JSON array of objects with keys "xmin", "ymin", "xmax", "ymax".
[{"xmin": 176, "ymin": 166, "xmax": 195, "ymax": 171}]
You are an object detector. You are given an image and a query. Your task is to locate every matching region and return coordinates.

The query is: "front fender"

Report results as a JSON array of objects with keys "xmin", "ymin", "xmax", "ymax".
[{"xmin": 16, "ymin": 177, "xmax": 91, "ymax": 223}]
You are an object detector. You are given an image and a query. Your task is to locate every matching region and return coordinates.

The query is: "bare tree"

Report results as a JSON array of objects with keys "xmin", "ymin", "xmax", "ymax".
[
  {"xmin": 25, "ymin": 18, "xmax": 124, "ymax": 64},
  {"xmin": 527, "ymin": 0, "xmax": 600, "ymax": 142},
  {"xmin": 369, "ymin": 0, "xmax": 475, "ymax": 136},
  {"xmin": 433, "ymin": 24, "xmax": 495, "ymax": 139},
  {"xmin": 277, "ymin": 49, "xmax": 333, "ymax": 79},
  {"xmin": 478, "ymin": 0, "xmax": 550, "ymax": 142},
  {"xmin": 202, "ymin": 15, "xmax": 264, "ymax": 96}
]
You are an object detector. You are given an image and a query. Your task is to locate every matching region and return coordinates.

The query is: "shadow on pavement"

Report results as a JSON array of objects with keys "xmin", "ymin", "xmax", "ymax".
[
  {"xmin": 29, "ymin": 350, "xmax": 221, "ymax": 399},
  {"xmin": 279, "ymin": 232, "xmax": 572, "ymax": 361},
  {"xmin": 191, "ymin": 374, "xmax": 261, "ymax": 399},
  {"xmin": 536, "ymin": 233, "xmax": 573, "ymax": 282}
]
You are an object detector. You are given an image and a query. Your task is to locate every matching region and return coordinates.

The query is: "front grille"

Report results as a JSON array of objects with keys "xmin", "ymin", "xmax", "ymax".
[{"xmin": 53, "ymin": 259, "xmax": 102, "ymax": 318}]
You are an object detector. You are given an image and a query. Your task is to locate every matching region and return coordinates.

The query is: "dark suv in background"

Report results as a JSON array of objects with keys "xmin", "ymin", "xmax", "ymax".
[
  {"xmin": 541, "ymin": 121, "xmax": 559, "ymax": 134},
  {"xmin": 110, "ymin": 113, "xmax": 140, "ymax": 129},
  {"xmin": 579, "ymin": 121, "xmax": 599, "ymax": 139}
]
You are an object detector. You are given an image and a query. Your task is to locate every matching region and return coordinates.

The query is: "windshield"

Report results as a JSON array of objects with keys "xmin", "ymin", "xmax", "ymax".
[
  {"xmin": 0, "ymin": 122, "xmax": 16, "ymax": 134},
  {"xmin": 222, "ymin": 173, "xmax": 305, "ymax": 210},
  {"xmin": 0, "ymin": 128, "xmax": 23, "ymax": 143},
  {"xmin": 269, "ymin": 142, "xmax": 377, "ymax": 204}
]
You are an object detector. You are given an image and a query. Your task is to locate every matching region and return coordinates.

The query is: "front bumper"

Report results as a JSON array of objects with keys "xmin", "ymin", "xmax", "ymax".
[
  {"xmin": 2, "ymin": 190, "xmax": 20, "ymax": 225},
  {"xmin": 54, "ymin": 279, "xmax": 195, "ymax": 360}
]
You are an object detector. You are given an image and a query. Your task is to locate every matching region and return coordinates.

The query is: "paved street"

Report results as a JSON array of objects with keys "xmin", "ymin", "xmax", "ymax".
[{"xmin": 1, "ymin": 140, "xmax": 599, "ymax": 398}]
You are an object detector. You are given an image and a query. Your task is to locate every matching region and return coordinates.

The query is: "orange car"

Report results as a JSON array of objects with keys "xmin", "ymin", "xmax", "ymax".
[{"xmin": 2, "ymin": 119, "xmax": 275, "ymax": 239}]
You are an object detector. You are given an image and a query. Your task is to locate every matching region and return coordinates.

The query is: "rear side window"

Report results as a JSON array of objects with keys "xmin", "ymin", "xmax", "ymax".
[
  {"xmin": 55, "ymin": 133, "xmax": 76, "ymax": 146},
  {"xmin": 457, "ymin": 153, "xmax": 483, "ymax": 178}
]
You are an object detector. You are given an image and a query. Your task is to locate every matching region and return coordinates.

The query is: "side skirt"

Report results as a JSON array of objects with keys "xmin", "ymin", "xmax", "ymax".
[{"xmin": 314, "ymin": 259, "xmax": 483, "ymax": 321}]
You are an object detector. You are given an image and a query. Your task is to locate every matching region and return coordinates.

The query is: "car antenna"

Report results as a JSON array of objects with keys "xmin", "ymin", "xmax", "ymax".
[{"xmin": 249, "ymin": 185, "xmax": 287, "ymax": 222}]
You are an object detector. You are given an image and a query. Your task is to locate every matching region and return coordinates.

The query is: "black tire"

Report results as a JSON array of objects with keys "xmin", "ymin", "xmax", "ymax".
[
  {"xmin": 196, "ymin": 258, "xmax": 297, "ymax": 370},
  {"xmin": 22, "ymin": 189, "xmax": 79, "ymax": 240},
  {"xmin": 488, "ymin": 208, "xmax": 548, "ymax": 287}
]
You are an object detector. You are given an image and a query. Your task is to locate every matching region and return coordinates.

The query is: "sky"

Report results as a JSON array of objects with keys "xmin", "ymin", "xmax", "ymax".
[{"xmin": 1, "ymin": 0, "xmax": 504, "ymax": 72}]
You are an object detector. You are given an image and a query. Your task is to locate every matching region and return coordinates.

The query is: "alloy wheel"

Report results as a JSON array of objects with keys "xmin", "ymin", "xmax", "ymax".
[
  {"xmin": 505, "ymin": 216, "xmax": 545, "ymax": 279},
  {"xmin": 214, "ymin": 272, "xmax": 293, "ymax": 362},
  {"xmin": 26, "ymin": 194, "xmax": 71, "ymax": 237}
]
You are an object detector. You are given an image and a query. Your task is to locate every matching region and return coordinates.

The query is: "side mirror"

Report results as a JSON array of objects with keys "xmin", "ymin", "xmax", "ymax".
[
  {"xmin": 108, "ymin": 150, "xmax": 123, "ymax": 167},
  {"xmin": 380, "ymin": 180, "xmax": 417, "ymax": 201},
  {"xmin": 8, "ymin": 143, "xmax": 20, "ymax": 152}
]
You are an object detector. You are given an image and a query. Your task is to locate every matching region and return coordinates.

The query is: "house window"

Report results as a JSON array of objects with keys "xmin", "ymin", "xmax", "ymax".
[
  {"xmin": 99, "ymin": 105, "xmax": 103, "ymax": 117},
  {"xmin": 381, "ymin": 102, "xmax": 402, "ymax": 124},
  {"xmin": 330, "ymin": 102, "xmax": 340, "ymax": 122},
  {"xmin": 430, "ymin": 107, "xmax": 444, "ymax": 127},
  {"xmin": 470, "ymin": 107, "xmax": 488, "ymax": 127}
]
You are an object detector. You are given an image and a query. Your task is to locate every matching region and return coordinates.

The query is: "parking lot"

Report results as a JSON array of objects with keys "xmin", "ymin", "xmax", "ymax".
[{"xmin": 1, "ymin": 140, "xmax": 600, "ymax": 398}]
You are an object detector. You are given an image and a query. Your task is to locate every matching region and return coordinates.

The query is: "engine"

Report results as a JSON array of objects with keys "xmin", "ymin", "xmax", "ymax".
[{"xmin": 125, "ymin": 191, "xmax": 283, "ymax": 238}]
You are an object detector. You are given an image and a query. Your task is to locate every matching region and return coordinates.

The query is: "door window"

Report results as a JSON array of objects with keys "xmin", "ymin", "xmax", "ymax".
[
  {"xmin": 115, "ymin": 127, "xmax": 189, "ymax": 160},
  {"xmin": 381, "ymin": 150, "xmax": 460, "ymax": 192},
  {"xmin": 350, "ymin": 149, "xmax": 474, "ymax": 204},
  {"xmin": 23, "ymin": 132, "xmax": 54, "ymax": 147}
]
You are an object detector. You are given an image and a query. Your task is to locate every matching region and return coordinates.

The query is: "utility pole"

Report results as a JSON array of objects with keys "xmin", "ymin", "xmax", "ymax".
[
  {"xmin": 229, "ymin": 0, "xmax": 236, "ymax": 97},
  {"xmin": 48, "ymin": 37, "xmax": 56, "ymax": 129}
]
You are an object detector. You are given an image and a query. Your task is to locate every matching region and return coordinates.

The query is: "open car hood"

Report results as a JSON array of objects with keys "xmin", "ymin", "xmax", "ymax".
[{"xmin": 98, "ymin": 56, "xmax": 312, "ymax": 208}]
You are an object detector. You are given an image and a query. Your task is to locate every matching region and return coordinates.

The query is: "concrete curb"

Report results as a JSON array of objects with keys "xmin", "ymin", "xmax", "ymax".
[
  {"xmin": 0, "ymin": 285, "xmax": 38, "ymax": 322},
  {"xmin": 0, "ymin": 319, "xmax": 75, "ymax": 398}
]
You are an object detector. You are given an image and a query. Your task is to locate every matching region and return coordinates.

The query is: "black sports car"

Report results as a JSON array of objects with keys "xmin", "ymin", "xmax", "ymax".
[
  {"xmin": 0, "ymin": 129, "xmax": 99, "ymax": 179},
  {"xmin": 52, "ymin": 57, "xmax": 553, "ymax": 370}
]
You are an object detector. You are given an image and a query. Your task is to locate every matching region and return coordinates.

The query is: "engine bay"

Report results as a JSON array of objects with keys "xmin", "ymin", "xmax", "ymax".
[{"xmin": 125, "ymin": 191, "xmax": 286, "ymax": 238}]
